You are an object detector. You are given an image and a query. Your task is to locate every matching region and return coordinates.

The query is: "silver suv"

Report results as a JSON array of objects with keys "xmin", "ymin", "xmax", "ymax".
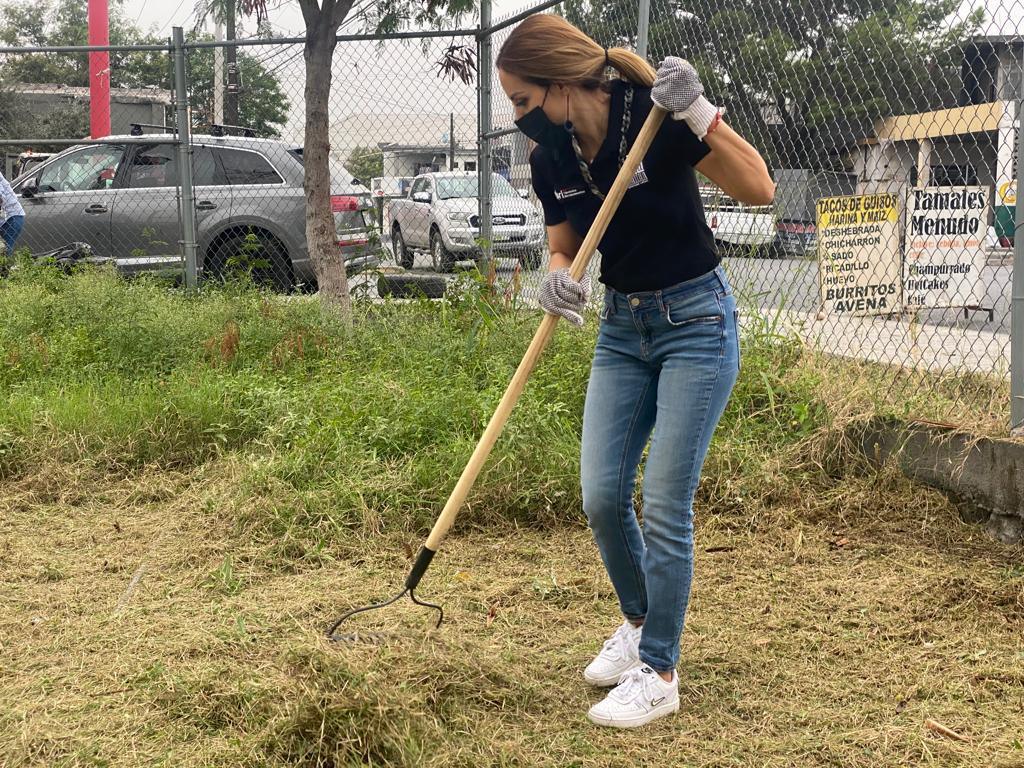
[{"xmin": 10, "ymin": 134, "xmax": 378, "ymax": 290}]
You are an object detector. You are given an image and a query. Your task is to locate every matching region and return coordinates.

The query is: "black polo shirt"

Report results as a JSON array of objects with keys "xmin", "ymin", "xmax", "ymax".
[{"xmin": 529, "ymin": 79, "xmax": 719, "ymax": 293}]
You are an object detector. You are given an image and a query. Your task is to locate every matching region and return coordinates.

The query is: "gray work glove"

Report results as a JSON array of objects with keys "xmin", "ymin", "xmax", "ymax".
[
  {"xmin": 539, "ymin": 267, "xmax": 592, "ymax": 327},
  {"xmin": 651, "ymin": 56, "xmax": 722, "ymax": 140}
]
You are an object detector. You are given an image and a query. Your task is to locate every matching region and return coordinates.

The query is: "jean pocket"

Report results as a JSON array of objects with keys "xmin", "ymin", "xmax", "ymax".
[
  {"xmin": 663, "ymin": 287, "xmax": 724, "ymax": 327},
  {"xmin": 664, "ymin": 298, "xmax": 723, "ymax": 327}
]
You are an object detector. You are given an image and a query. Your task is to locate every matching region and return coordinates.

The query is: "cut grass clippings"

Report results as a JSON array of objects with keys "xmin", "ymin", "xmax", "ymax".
[
  {"xmin": 2, "ymin": 463, "xmax": 1022, "ymax": 767},
  {"xmin": 0, "ymin": 266, "xmax": 1022, "ymax": 766}
]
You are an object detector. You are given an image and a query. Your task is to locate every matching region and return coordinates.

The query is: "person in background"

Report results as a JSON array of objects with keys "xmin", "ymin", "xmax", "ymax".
[{"xmin": 0, "ymin": 168, "xmax": 26, "ymax": 266}]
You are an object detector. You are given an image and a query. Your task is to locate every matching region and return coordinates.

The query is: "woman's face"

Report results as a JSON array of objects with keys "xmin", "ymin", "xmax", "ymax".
[{"xmin": 498, "ymin": 69, "xmax": 567, "ymax": 125}]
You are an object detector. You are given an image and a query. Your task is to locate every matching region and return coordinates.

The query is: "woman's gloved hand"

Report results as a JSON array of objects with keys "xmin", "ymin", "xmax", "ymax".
[
  {"xmin": 651, "ymin": 56, "xmax": 722, "ymax": 140},
  {"xmin": 539, "ymin": 267, "xmax": 592, "ymax": 327}
]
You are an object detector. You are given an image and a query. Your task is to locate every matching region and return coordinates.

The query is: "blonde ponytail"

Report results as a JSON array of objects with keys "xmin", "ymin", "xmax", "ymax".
[
  {"xmin": 497, "ymin": 15, "xmax": 655, "ymax": 89},
  {"xmin": 606, "ymin": 47, "xmax": 656, "ymax": 87}
]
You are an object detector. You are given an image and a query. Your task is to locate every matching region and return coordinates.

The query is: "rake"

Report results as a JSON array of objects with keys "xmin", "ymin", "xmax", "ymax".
[{"xmin": 326, "ymin": 105, "xmax": 668, "ymax": 643}]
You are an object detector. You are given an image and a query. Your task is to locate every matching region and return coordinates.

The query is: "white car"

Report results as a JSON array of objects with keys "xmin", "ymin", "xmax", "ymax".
[
  {"xmin": 388, "ymin": 171, "xmax": 545, "ymax": 271},
  {"xmin": 700, "ymin": 186, "xmax": 780, "ymax": 257}
]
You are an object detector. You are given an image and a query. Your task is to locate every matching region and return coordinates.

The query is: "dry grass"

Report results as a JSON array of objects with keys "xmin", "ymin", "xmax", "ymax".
[
  {"xmin": 2, "ymin": 457, "xmax": 1022, "ymax": 768},
  {"xmin": 793, "ymin": 350, "xmax": 1009, "ymax": 438}
]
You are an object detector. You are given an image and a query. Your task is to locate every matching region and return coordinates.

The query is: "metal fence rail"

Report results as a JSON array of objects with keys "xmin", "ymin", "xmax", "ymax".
[{"xmin": 0, "ymin": 0, "xmax": 1021, "ymax": 431}]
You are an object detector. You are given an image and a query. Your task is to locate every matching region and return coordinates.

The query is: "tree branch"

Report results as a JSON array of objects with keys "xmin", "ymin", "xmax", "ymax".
[
  {"xmin": 297, "ymin": 0, "xmax": 321, "ymax": 31},
  {"xmin": 329, "ymin": 0, "xmax": 356, "ymax": 32}
]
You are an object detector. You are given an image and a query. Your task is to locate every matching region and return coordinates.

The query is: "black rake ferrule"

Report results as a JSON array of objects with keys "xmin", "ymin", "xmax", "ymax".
[
  {"xmin": 325, "ymin": 546, "xmax": 443, "ymax": 641},
  {"xmin": 404, "ymin": 546, "xmax": 436, "ymax": 591}
]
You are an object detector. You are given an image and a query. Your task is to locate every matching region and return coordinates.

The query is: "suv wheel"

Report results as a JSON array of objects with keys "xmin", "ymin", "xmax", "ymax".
[
  {"xmin": 392, "ymin": 225, "xmax": 413, "ymax": 269},
  {"xmin": 430, "ymin": 228, "xmax": 456, "ymax": 273},
  {"xmin": 206, "ymin": 231, "xmax": 293, "ymax": 292}
]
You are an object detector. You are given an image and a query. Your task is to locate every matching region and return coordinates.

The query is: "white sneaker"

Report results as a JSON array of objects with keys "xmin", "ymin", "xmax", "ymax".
[
  {"xmin": 583, "ymin": 620, "xmax": 642, "ymax": 687},
  {"xmin": 587, "ymin": 665, "xmax": 680, "ymax": 728}
]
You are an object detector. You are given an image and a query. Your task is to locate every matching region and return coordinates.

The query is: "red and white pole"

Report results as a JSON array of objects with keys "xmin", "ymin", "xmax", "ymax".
[{"xmin": 87, "ymin": 0, "xmax": 110, "ymax": 138}]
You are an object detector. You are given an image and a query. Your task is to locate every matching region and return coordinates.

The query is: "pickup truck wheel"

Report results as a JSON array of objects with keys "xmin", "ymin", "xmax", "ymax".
[
  {"xmin": 520, "ymin": 248, "xmax": 543, "ymax": 270},
  {"xmin": 430, "ymin": 228, "xmax": 456, "ymax": 273},
  {"xmin": 392, "ymin": 225, "xmax": 414, "ymax": 269}
]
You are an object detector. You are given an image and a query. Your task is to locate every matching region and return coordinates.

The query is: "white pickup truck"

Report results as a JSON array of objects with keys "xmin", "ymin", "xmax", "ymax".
[
  {"xmin": 700, "ymin": 186, "xmax": 780, "ymax": 258},
  {"xmin": 387, "ymin": 171, "xmax": 546, "ymax": 271}
]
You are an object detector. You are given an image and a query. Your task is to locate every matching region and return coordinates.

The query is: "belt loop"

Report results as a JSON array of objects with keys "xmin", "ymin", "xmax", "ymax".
[{"xmin": 714, "ymin": 265, "xmax": 728, "ymax": 295}]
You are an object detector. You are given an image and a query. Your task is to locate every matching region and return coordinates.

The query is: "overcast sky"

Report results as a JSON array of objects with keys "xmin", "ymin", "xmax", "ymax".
[
  {"xmin": 117, "ymin": 0, "xmax": 1022, "ymax": 41},
  {"xmin": 123, "ymin": 0, "xmax": 539, "ymax": 39},
  {"xmin": 110, "ymin": 0, "xmax": 1021, "ymax": 146},
  {"xmin": 110, "ymin": 0, "xmax": 541, "ymax": 143}
]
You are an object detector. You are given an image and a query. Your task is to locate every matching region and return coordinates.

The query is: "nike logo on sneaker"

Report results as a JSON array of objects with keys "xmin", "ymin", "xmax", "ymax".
[{"xmin": 651, "ymin": 697, "xmax": 666, "ymax": 707}]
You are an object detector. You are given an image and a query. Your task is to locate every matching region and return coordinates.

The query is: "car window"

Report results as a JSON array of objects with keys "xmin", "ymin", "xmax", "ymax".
[
  {"xmin": 216, "ymin": 148, "xmax": 283, "ymax": 185},
  {"xmin": 37, "ymin": 146, "xmax": 125, "ymax": 193},
  {"xmin": 192, "ymin": 147, "xmax": 224, "ymax": 186},
  {"xmin": 435, "ymin": 173, "xmax": 516, "ymax": 200},
  {"xmin": 127, "ymin": 144, "xmax": 178, "ymax": 188},
  {"xmin": 410, "ymin": 177, "xmax": 426, "ymax": 196}
]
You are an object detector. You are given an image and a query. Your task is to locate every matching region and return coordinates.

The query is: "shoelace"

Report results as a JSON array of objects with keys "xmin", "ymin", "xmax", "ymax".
[
  {"xmin": 600, "ymin": 623, "xmax": 636, "ymax": 660},
  {"xmin": 610, "ymin": 667, "xmax": 656, "ymax": 703}
]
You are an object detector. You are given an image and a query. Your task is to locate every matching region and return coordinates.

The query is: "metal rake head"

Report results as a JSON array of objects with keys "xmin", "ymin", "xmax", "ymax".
[
  {"xmin": 326, "ymin": 586, "xmax": 443, "ymax": 644},
  {"xmin": 326, "ymin": 546, "xmax": 442, "ymax": 644}
]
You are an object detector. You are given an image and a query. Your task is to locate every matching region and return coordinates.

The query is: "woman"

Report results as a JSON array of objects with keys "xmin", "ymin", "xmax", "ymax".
[{"xmin": 497, "ymin": 16, "xmax": 774, "ymax": 729}]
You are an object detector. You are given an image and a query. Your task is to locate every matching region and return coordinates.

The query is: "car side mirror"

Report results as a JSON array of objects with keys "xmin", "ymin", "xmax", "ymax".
[
  {"xmin": 21, "ymin": 183, "xmax": 39, "ymax": 198},
  {"xmin": 412, "ymin": 191, "xmax": 431, "ymax": 203}
]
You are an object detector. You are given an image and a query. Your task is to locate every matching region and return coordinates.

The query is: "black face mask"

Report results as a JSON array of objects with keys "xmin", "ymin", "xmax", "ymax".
[{"xmin": 515, "ymin": 85, "xmax": 573, "ymax": 150}]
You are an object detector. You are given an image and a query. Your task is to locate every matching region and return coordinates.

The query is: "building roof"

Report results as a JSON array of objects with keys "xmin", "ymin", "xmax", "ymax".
[
  {"xmin": 859, "ymin": 101, "xmax": 1006, "ymax": 145},
  {"xmin": 968, "ymin": 34, "xmax": 1024, "ymax": 46},
  {"xmin": 379, "ymin": 143, "xmax": 475, "ymax": 154},
  {"xmin": 9, "ymin": 83, "xmax": 172, "ymax": 105},
  {"xmin": 329, "ymin": 112, "xmax": 477, "ymax": 155}
]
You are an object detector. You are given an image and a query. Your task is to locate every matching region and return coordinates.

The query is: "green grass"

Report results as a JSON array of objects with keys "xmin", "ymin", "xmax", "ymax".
[{"xmin": 0, "ymin": 267, "xmax": 832, "ymax": 559}]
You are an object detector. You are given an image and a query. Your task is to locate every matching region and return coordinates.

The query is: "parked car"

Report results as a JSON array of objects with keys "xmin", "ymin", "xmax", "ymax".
[
  {"xmin": 772, "ymin": 169, "xmax": 857, "ymax": 257},
  {"xmin": 388, "ymin": 171, "xmax": 545, "ymax": 271},
  {"xmin": 8, "ymin": 150, "xmax": 55, "ymax": 180},
  {"xmin": 10, "ymin": 134, "xmax": 378, "ymax": 290},
  {"xmin": 700, "ymin": 186, "xmax": 780, "ymax": 258}
]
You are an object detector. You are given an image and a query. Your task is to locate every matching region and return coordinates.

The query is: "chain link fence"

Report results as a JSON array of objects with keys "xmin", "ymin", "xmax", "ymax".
[
  {"xmin": 483, "ymin": 0, "xmax": 1022, "ymax": 432},
  {"xmin": 0, "ymin": 0, "xmax": 1021, "ymax": 430}
]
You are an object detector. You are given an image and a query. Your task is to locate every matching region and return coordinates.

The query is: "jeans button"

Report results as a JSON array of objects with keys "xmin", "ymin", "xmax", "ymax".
[{"xmin": 629, "ymin": 297, "xmax": 640, "ymax": 307}]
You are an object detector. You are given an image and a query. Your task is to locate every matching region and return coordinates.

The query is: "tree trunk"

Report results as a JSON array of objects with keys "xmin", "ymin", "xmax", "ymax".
[{"xmin": 303, "ymin": 29, "xmax": 351, "ymax": 319}]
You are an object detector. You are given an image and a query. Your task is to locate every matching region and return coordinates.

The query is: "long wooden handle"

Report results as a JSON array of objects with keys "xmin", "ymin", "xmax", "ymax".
[{"xmin": 421, "ymin": 106, "xmax": 668, "ymax": 554}]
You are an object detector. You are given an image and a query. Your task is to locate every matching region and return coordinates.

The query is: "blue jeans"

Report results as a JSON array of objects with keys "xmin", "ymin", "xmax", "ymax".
[
  {"xmin": 1, "ymin": 214, "xmax": 25, "ymax": 256},
  {"xmin": 581, "ymin": 266, "xmax": 739, "ymax": 673}
]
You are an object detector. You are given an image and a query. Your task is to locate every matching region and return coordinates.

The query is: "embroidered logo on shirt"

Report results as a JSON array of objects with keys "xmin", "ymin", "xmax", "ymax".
[
  {"xmin": 627, "ymin": 162, "xmax": 648, "ymax": 190},
  {"xmin": 554, "ymin": 186, "xmax": 587, "ymax": 201}
]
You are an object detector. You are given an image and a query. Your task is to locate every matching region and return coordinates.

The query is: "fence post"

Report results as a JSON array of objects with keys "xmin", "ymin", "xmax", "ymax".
[
  {"xmin": 1012, "ymin": 72, "xmax": 1024, "ymax": 433},
  {"xmin": 478, "ymin": 0, "xmax": 494, "ymax": 276},
  {"xmin": 172, "ymin": 27, "xmax": 199, "ymax": 291},
  {"xmin": 636, "ymin": 0, "xmax": 651, "ymax": 60}
]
